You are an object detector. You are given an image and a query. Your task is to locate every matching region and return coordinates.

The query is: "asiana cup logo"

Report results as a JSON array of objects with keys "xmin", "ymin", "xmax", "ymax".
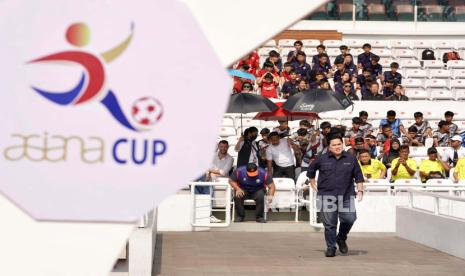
[{"xmin": 3, "ymin": 22, "xmax": 167, "ymax": 165}]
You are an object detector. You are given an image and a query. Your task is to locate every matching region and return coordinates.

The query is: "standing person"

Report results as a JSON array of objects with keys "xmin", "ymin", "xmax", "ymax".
[
  {"xmin": 235, "ymin": 127, "xmax": 259, "ymax": 168},
  {"xmin": 307, "ymin": 135, "xmax": 364, "ymax": 257},
  {"xmin": 266, "ymin": 132, "xmax": 299, "ymax": 179},
  {"xmin": 229, "ymin": 163, "xmax": 275, "ymax": 223},
  {"xmin": 258, "ymin": 128, "xmax": 271, "ymax": 168}
]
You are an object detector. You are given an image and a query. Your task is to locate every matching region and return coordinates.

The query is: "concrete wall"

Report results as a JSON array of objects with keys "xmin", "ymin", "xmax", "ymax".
[{"xmin": 397, "ymin": 207, "xmax": 465, "ymax": 260}]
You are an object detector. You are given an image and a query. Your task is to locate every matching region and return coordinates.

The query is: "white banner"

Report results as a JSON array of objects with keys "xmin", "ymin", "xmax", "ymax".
[{"xmin": 0, "ymin": 0, "xmax": 230, "ymax": 222}]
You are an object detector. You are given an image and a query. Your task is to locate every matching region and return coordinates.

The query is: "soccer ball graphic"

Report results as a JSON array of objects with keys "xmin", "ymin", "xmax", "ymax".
[{"xmin": 131, "ymin": 97, "xmax": 164, "ymax": 126}]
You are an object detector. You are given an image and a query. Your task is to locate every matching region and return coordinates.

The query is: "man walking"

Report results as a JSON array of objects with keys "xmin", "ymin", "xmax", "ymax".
[{"xmin": 307, "ymin": 135, "xmax": 364, "ymax": 257}]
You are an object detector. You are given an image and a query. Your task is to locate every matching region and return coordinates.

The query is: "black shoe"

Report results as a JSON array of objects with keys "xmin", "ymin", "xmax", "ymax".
[
  {"xmin": 236, "ymin": 216, "xmax": 245, "ymax": 222},
  {"xmin": 337, "ymin": 239, "xmax": 348, "ymax": 255},
  {"xmin": 256, "ymin": 217, "xmax": 267, "ymax": 223},
  {"xmin": 325, "ymin": 247, "xmax": 336, "ymax": 257}
]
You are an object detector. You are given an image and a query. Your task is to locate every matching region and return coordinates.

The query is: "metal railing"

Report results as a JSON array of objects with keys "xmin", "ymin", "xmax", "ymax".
[
  {"xmin": 190, "ymin": 181, "xmax": 232, "ymax": 228},
  {"xmin": 407, "ymin": 189, "xmax": 465, "ymax": 220}
]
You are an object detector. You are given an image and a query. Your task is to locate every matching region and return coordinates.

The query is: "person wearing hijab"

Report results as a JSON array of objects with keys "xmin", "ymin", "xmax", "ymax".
[{"xmin": 382, "ymin": 138, "xmax": 401, "ymax": 169}]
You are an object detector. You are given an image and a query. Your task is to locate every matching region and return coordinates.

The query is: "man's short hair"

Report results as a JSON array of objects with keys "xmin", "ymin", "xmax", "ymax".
[
  {"xmin": 414, "ymin": 112, "xmax": 423, "ymax": 118},
  {"xmin": 218, "ymin": 140, "xmax": 229, "ymax": 146},
  {"xmin": 318, "ymin": 53, "xmax": 328, "ymax": 59},
  {"xmin": 269, "ymin": 50, "xmax": 280, "ymax": 57},
  {"xmin": 339, "ymin": 45, "xmax": 348, "ymax": 51},
  {"xmin": 371, "ymin": 55, "xmax": 380, "ymax": 62},
  {"xmin": 438, "ymin": 120, "xmax": 451, "ymax": 128},
  {"xmin": 352, "ymin": 117, "xmax": 363, "ymax": 124},
  {"xmin": 334, "ymin": 59, "xmax": 343, "ymax": 65},
  {"xmin": 242, "ymin": 82, "xmax": 253, "ymax": 89},
  {"xmin": 299, "ymin": 120, "xmax": 311, "ymax": 127},
  {"xmin": 387, "ymin": 110, "xmax": 396, "ymax": 117},
  {"xmin": 427, "ymin": 147, "xmax": 438, "ymax": 154},
  {"xmin": 382, "ymin": 124, "xmax": 392, "ymax": 130},
  {"xmin": 390, "ymin": 62, "xmax": 399, "ymax": 69},
  {"xmin": 362, "ymin": 67, "xmax": 372, "ymax": 73},
  {"xmin": 289, "ymin": 70, "xmax": 297, "ymax": 74},
  {"xmin": 264, "ymin": 72, "xmax": 274, "ymax": 79},
  {"xmin": 400, "ymin": 145, "xmax": 410, "ymax": 152},
  {"xmin": 268, "ymin": 131, "xmax": 280, "ymax": 139},
  {"xmin": 362, "ymin": 43, "xmax": 372, "ymax": 49},
  {"xmin": 260, "ymin": 128, "xmax": 270, "ymax": 135},
  {"xmin": 408, "ymin": 126, "xmax": 418, "ymax": 133},
  {"xmin": 299, "ymin": 79, "xmax": 307, "ymax": 85},
  {"xmin": 320, "ymin": 121, "xmax": 331, "ymax": 129},
  {"xmin": 248, "ymin": 126, "xmax": 258, "ymax": 133},
  {"xmin": 445, "ymin": 111, "xmax": 454, "ymax": 117},
  {"xmin": 263, "ymin": 61, "xmax": 274, "ymax": 68},
  {"xmin": 297, "ymin": 128, "xmax": 308, "ymax": 136},
  {"xmin": 294, "ymin": 40, "xmax": 303, "ymax": 47},
  {"xmin": 327, "ymin": 134, "xmax": 343, "ymax": 144},
  {"xmin": 317, "ymin": 44, "xmax": 326, "ymax": 50},
  {"xmin": 358, "ymin": 149, "xmax": 370, "ymax": 155},
  {"xmin": 296, "ymin": 50, "xmax": 306, "ymax": 57},
  {"xmin": 359, "ymin": 111, "xmax": 368, "ymax": 117},
  {"xmin": 284, "ymin": 62, "xmax": 292, "ymax": 67},
  {"xmin": 355, "ymin": 137, "xmax": 364, "ymax": 144},
  {"xmin": 371, "ymin": 82, "xmax": 379, "ymax": 88}
]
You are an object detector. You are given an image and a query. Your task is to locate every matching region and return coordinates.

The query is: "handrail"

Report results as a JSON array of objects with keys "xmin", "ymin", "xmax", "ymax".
[
  {"xmin": 190, "ymin": 181, "xmax": 232, "ymax": 228},
  {"xmin": 407, "ymin": 188, "xmax": 465, "ymax": 218},
  {"xmin": 407, "ymin": 189, "xmax": 465, "ymax": 203}
]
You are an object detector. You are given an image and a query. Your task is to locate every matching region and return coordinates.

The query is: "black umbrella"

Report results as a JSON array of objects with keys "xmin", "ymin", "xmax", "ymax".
[
  {"xmin": 282, "ymin": 89, "xmax": 353, "ymax": 113},
  {"xmin": 226, "ymin": 93, "xmax": 278, "ymax": 132}
]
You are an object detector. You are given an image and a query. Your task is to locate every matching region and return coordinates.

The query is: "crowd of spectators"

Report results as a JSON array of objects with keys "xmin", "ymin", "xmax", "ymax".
[{"xmin": 233, "ymin": 41, "xmax": 408, "ymax": 101}]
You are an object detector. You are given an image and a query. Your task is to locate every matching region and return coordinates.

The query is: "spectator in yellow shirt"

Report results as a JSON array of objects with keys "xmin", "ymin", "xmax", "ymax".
[
  {"xmin": 358, "ymin": 149, "xmax": 386, "ymax": 179},
  {"xmin": 453, "ymin": 157, "xmax": 465, "ymax": 183},
  {"xmin": 391, "ymin": 145, "xmax": 417, "ymax": 181},
  {"xmin": 419, "ymin": 147, "xmax": 449, "ymax": 183}
]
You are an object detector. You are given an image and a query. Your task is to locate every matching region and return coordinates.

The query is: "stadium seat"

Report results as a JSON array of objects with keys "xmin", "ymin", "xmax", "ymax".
[
  {"xmin": 452, "ymin": 69, "xmax": 465, "ymax": 79},
  {"xmin": 396, "ymin": 110, "xmax": 410, "ymax": 119},
  {"xmin": 425, "ymin": 179, "xmax": 454, "ymax": 186},
  {"xmin": 221, "ymin": 117, "xmax": 235, "ymax": 127},
  {"xmin": 235, "ymin": 118, "xmax": 261, "ymax": 129},
  {"xmin": 447, "ymin": 60, "xmax": 465, "ymax": 69},
  {"xmin": 301, "ymin": 39, "xmax": 321, "ymax": 48},
  {"xmin": 258, "ymin": 47, "xmax": 279, "ymax": 57},
  {"xmin": 390, "ymin": 40, "xmax": 412, "ymax": 49},
  {"xmin": 226, "ymin": 136, "xmax": 240, "ymax": 146},
  {"xmin": 429, "ymin": 69, "xmax": 451, "ymax": 79},
  {"xmin": 430, "ymin": 120, "xmax": 440, "ymax": 129},
  {"xmin": 395, "ymin": 4, "xmax": 415, "ymax": 21},
  {"xmin": 395, "ymin": 49, "xmax": 416, "ymax": 60},
  {"xmin": 456, "ymin": 120, "xmax": 465, "ymax": 130},
  {"xmin": 403, "ymin": 119, "xmax": 416, "ymax": 127},
  {"xmin": 406, "ymin": 69, "xmax": 427, "ymax": 79},
  {"xmin": 323, "ymin": 39, "xmax": 342, "ymax": 48},
  {"xmin": 403, "ymin": 78, "xmax": 424, "ymax": 88},
  {"xmin": 263, "ymin": 40, "xmax": 277, "ymax": 47},
  {"xmin": 423, "ymin": 60, "xmax": 444, "ymax": 69},
  {"xmin": 343, "ymin": 39, "xmax": 365, "ymax": 48},
  {"xmin": 327, "ymin": 48, "xmax": 341, "ymax": 57},
  {"xmin": 431, "ymin": 90, "xmax": 455, "ymax": 100},
  {"xmin": 380, "ymin": 58, "xmax": 395, "ymax": 68},
  {"xmin": 371, "ymin": 39, "xmax": 390, "ymax": 49},
  {"xmin": 413, "ymin": 40, "xmax": 434, "ymax": 50},
  {"xmin": 219, "ymin": 127, "xmax": 236, "ymax": 137},
  {"xmin": 426, "ymin": 79, "xmax": 448, "ymax": 88},
  {"xmin": 393, "ymin": 179, "xmax": 422, "ymax": 187},
  {"xmin": 262, "ymin": 120, "xmax": 278, "ymax": 129},
  {"xmin": 451, "ymin": 79, "xmax": 465, "ymax": 89},
  {"xmin": 434, "ymin": 41, "xmax": 454, "ymax": 49},
  {"xmin": 372, "ymin": 48, "xmax": 393, "ymax": 58},
  {"xmin": 424, "ymin": 111, "xmax": 441, "ymax": 120},
  {"xmin": 455, "ymin": 89, "xmax": 465, "ymax": 100},
  {"xmin": 278, "ymin": 39, "xmax": 296, "ymax": 48},
  {"xmin": 272, "ymin": 178, "xmax": 297, "ymax": 210},
  {"xmin": 405, "ymin": 88, "xmax": 429, "ymax": 100},
  {"xmin": 227, "ymin": 145, "xmax": 238, "ymax": 158},
  {"xmin": 401, "ymin": 59, "xmax": 421, "ymax": 69},
  {"xmin": 306, "ymin": 48, "xmax": 319, "ymax": 57},
  {"xmin": 367, "ymin": 4, "xmax": 387, "ymax": 21}
]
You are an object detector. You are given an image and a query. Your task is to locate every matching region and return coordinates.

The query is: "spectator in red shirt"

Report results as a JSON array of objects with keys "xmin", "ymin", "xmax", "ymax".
[
  {"xmin": 280, "ymin": 62, "xmax": 294, "ymax": 85},
  {"xmin": 257, "ymin": 61, "xmax": 279, "ymax": 78},
  {"xmin": 287, "ymin": 40, "xmax": 304, "ymax": 63},
  {"xmin": 235, "ymin": 51, "xmax": 260, "ymax": 76},
  {"xmin": 258, "ymin": 72, "xmax": 279, "ymax": 99}
]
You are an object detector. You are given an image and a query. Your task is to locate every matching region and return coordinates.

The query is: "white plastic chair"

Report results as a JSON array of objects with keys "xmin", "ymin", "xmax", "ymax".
[
  {"xmin": 423, "ymin": 60, "xmax": 444, "ymax": 69},
  {"xmin": 371, "ymin": 39, "xmax": 390, "ymax": 49},
  {"xmin": 342, "ymin": 39, "xmax": 365, "ymax": 48},
  {"xmin": 447, "ymin": 60, "xmax": 465, "ymax": 69},
  {"xmin": 405, "ymin": 88, "xmax": 429, "ymax": 100},
  {"xmin": 431, "ymin": 90, "xmax": 455, "ymax": 101},
  {"xmin": 278, "ymin": 39, "xmax": 296, "ymax": 48},
  {"xmin": 452, "ymin": 69, "xmax": 465, "ymax": 79},
  {"xmin": 373, "ymin": 48, "xmax": 393, "ymax": 58},
  {"xmin": 390, "ymin": 40, "xmax": 412, "ymax": 49},
  {"xmin": 425, "ymin": 79, "xmax": 448, "ymax": 88},
  {"xmin": 401, "ymin": 59, "xmax": 422, "ymax": 69},
  {"xmin": 429, "ymin": 69, "xmax": 451, "ymax": 79},
  {"xmin": 406, "ymin": 69, "xmax": 427, "ymax": 79},
  {"xmin": 219, "ymin": 127, "xmax": 236, "ymax": 137},
  {"xmin": 395, "ymin": 49, "xmax": 416, "ymax": 60},
  {"xmin": 434, "ymin": 41, "xmax": 454, "ymax": 49},
  {"xmin": 323, "ymin": 39, "xmax": 343, "ymax": 48},
  {"xmin": 403, "ymin": 78, "xmax": 424, "ymax": 88},
  {"xmin": 221, "ymin": 117, "xmax": 235, "ymax": 127}
]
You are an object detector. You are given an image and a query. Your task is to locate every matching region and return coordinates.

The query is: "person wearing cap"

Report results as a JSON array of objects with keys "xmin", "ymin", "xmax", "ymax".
[
  {"xmin": 419, "ymin": 147, "xmax": 449, "ymax": 183},
  {"xmin": 358, "ymin": 149, "xmax": 386, "ymax": 179},
  {"xmin": 229, "ymin": 163, "xmax": 275, "ymax": 223},
  {"xmin": 444, "ymin": 111, "xmax": 458, "ymax": 136},
  {"xmin": 390, "ymin": 145, "xmax": 417, "ymax": 182},
  {"xmin": 441, "ymin": 135, "xmax": 465, "ymax": 168},
  {"xmin": 307, "ymin": 135, "xmax": 364, "ymax": 257},
  {"xmin": 433, "ymin": 120, "xmax": 452, "ymax": 147}
]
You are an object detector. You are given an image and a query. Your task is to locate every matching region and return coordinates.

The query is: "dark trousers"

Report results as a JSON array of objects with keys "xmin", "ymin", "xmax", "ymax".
[
  {"xmin": 273, "ymin": 164, "xmax": 295, "ymax": 179},
  {"xmin": 317, "ymin": 196, "xmax": 357, "ymax": 250},
  {"xmin": 234, "ymin": 189, "xmax": 265, "ymax": 219}
]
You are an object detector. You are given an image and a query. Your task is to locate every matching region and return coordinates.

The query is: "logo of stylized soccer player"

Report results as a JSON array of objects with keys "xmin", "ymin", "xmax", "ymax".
[{"xmin": 28, "ymin": 22, "xmax": 163, "ymax": 132}]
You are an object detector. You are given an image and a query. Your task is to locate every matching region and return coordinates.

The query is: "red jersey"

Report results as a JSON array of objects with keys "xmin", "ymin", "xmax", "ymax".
[
  {"xmin": 281, "ymin": 70, "xmax": 292, "ymax": 81},
  {"xmin": 236, "ymin": 52, "xmax": 260, "ymax": 76},
  {"xmin": 257, "ymin": 69, "xmax": 279, "ymax": 78},
  {"xmin": 260, "ymin": 82, "xmax": 278, "ymax": 98}
]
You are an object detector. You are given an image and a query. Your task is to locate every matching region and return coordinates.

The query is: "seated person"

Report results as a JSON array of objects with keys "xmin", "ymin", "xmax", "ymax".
[
  {"xmin": 402, "ymin": 126, "xmax": 424, "ymax": 147},
  {"xmin": 358, "ymin": 149, "xmax": 387, "ymax": 179},
  {"xmin": 287, "ymin": 40, "xmax": 304, "ymax": 63},
  {"xmin": 382, "ymin": 79, "xmax": 395, "ymax": 98},
  {"xmin": 357, "ymin": 43, "xmax": 375, "ymax": 69},
  {"xmin": 382, "ymin": 138, "xmax": 401, "ymax": 169},
  {"xmin": 292, "ymin": 51, "xmax": 311, "ymax": 81},
  {"xmin": 359, "ymin": 111, "xmax": 374, "ymax": 137},
  {"xmin": 294, "ymin": 79, "xmax": 308, "ymax": 95},
  {"xmin": 308, "ymin": 71, "xmax": 326, "ymax": 89},
  {"xmin": 313, "ymin": 53, "xmax": 332, "ymax": 78},
  {"xmin": 264, "ymin": 50, "xmax": 282, "ymax": 73},
  {"xmin": 333, "ymin": 60, "xmax": 350, "ymax": 84},
  {"xmin": 453, "ymin": 157, "xmax": 465, "ymax": 183},
  {"xmin": 334, "ymin": 45, "xmax": 349, "ymax": 65},
  {"xmin": 257, "ymin": 61, "xmax": 279, "ymax": 78},
  {"xmin": 411, "ymin": 112, "xmax": 432, "ymax": 144},
  {"xmin": 235, "ymin": 51, "xmax": 260, "ymax": 76},
  {"xmin": 343, "ymin": 53, "xmax": 357, "ymax": 75},
  {"xmin": 319, "ymin": 80, "xmax": 331, "ymax": 90},
  {"xmin": 347, "ymin": 137, "xmax": 366, "ymax": 157},
  {"xmin": 444, "ymin": 111, "xmax": 459, "ymax": 136},
  {"xmin": 281, "ymin": 70, "xmax": 299, "ymax": 98},
  {"xmin": 362, "ymin": 82, "xmax": 384, "ymax": 101},
  {"xmin": 390, "ymin": 145, "xmax": 417, "ymax": 182},
  {"xmin": 258, "ymin": 128, "xmax": 270, "ymax": 168},
  {"xmin": 365, "ymin": 54, "xmax": 382, "ymax": 79},
  {"xmin": 357, "ymin": 67, "xmax": 372, "ymax": 97},
  {"xmin": 312, "ymin": 44, "xmax": 330, "ymax": 67},
  {"xmin": 344, "ymin": 117, "xmax": 364, "ymax": 146},
  {"xmin": 386, "ymin": 84, "xmax": 409, "ymax": 101},
  {"xmin": 433, "ymin": 120, "xmax": 452, "ymax": 147},
  {"xmin": 273, "ymin": 120, "xmax": 291, "ymax": 137},
  {"xmin": 379, "ymin": 110, "xmax": 406, "ymax": 138},
  {"xmin": 419, "ymin": 147, "xmax": 449, "ymax": 183},
  {"xmin": 382, "ymin": 62, "xmax": 402, "ymax": 87},
  {"xmin": 229, "ymin": 163, "xmax": 275, "ymax": 223},
  {"xmin": 266, "ymin": 132, "xmax": 300, "ymax": 179},
  {"xmin": 338, "ymin": 81, "xmax": 359, "ymax": 101},
  {"xmin": 258, "ymin": 73, "xmax": 279, "ymax": 99},
  {"xmin": 280, "ymin": 62, "xmax": 294, "ymax": 85},
  {"xmin": 365, "ymin": 134, "xmax": 378, "ymax": 158},
  {"xmin": 377, "ymin": 125, "xmax": 398, "ymax": 149}
]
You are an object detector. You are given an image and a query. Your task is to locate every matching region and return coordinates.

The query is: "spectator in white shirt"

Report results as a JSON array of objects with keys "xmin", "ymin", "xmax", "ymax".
[
  {"xmin": 266, "ymin": 132, "xmax": 300, "ymax": 179},
  {"xmin": 208, "ymin": 140, "xmax": 234, "ymax": 181},
  {"xmin": 441, "ymin": 135, "xmax": 465, "ymax": 168}
]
